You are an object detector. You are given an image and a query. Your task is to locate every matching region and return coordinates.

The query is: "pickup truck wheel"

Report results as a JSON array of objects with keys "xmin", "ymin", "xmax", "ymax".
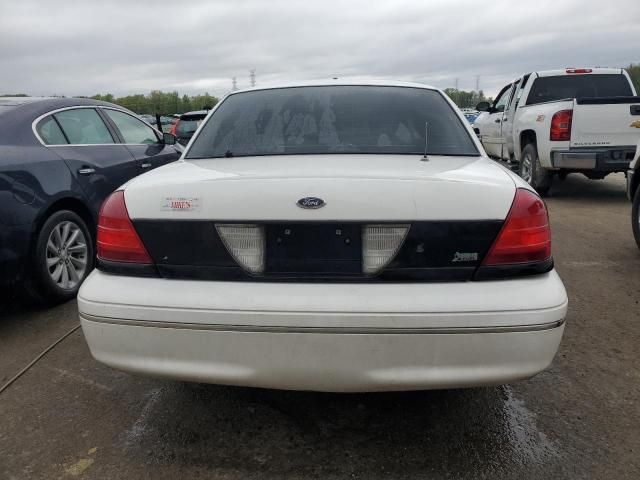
[
  {"xmin": 520, "ymin": 143, "xmax": 552, "ymax": 196},
  {"xmin": 632, "ymin": 187, "xmax": 640, "ymax": 250}
]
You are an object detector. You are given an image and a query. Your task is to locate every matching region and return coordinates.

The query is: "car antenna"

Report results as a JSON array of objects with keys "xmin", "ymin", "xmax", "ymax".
[{"xmin": 421, "ymin": 122, "xmax": 429, "ymax": 161}]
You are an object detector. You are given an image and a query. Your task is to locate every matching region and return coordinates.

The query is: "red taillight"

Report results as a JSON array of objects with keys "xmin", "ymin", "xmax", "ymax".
[
  {"xmin": 482, "ymin": 189, "xmax": 551, "ymax": 266},
  {"xmin": 550, "ymin": 109, "xmax": 573, "ymax": 141},
  {"xmin": 97, "ymin": 191, "xmax": 152, "ymax": 264},
  {"xmin": 566, "ymin": 68, "xmax": 592, "ymax": 74}
]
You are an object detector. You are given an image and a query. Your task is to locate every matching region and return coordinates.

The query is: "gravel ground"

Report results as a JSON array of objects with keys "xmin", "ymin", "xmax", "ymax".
[{"xmin": 1, "ymin": 172, "xmax": 639, "ymax": 479}]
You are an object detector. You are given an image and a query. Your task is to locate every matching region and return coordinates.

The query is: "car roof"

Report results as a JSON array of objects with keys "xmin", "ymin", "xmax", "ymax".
[
  {"xmin": 0, "ymin": 96, "xmax": 126, "ymax": 118},
  {"xmin": 0, "ymin": 97, "xmax": 136, "ymax": 145},
  {"xmin": 181, "ymin": 110, "xmax": 209, "ymax": 117},
  {"xmin": 0, "ymin": 96, "xmax": 61, "ymax": 107},
  {"xmin": 536, "ymin": 67, "xmax": 624, "ymax": 77},
  {"xmin": 229, "ymin": 79, "xmax": 438, "ymax": 95}
]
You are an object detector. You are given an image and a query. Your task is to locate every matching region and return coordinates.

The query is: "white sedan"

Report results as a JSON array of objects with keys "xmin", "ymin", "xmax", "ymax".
[{"xmin": 78, "ymin": 81, "xmax": 568, "ymax": 392}]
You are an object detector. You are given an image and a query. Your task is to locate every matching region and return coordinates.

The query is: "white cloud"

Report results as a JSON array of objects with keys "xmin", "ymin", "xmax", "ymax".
[{"xmin": 1, "ymin": 0, "xmax": 638, "ymax": 98}]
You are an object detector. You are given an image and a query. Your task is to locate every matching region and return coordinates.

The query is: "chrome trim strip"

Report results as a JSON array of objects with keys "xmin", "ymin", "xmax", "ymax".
[
  {"xmin": 78, "ymin": 296, "xmax": 567, "ymax": 315},
  {"xmin": 80, "ymin": 313, "xmax": 565, "ymax": 335},
  {"xmin": 31, "ymin": 105, "xmax": 164, "ymax": 147}
]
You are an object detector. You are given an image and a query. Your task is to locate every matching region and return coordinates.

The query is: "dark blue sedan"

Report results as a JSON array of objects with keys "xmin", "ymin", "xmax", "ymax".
[{"xmin": 0, "ymin": 97, "xmax": 181, "ymax": 303}]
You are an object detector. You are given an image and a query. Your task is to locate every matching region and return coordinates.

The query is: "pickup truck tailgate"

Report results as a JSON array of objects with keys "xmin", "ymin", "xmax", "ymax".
[{"xmin": 571, "ymin": 97, "xmax": 640, "ymax": 148}]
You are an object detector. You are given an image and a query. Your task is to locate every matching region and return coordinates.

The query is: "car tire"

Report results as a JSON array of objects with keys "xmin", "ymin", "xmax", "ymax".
[
  {"xmin": 519, "ymin": 143, "xmax": 552, "ymax": 196},
  {"xmin": 24, "ymin": 210, "xmax": 94, "ymax": 304},
  {"xmin": 632, "ymin": 186, "xmax": 640, "ymax": 251}
]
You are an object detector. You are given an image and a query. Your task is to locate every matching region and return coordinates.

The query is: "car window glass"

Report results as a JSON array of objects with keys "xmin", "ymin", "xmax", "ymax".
[
  {"xmin": 177, "ymin": 119, "xmax": 201, "ymax": 135},
  {"xmin": 526, "ymin": 74, "xmax": 633, "ymax": 105},
  {"xmin": 104, "ymin": 109, "xmax": 159, "ymax": 144},
  {"xmin": 513, "ymin": 79, "xmax": 527, "ymax": 108},
  {"xmin": 54, "ymin": 109, "xmax": 114, "ymax": 144},
  {"xmin": 187, "ymin": 86, "xmax": 479, "ymax": 158},
  {"xmin": 37, "ymin": 116, "xmax": 68, "ymax": 145},
  {"xmin": 493, "ymin": 86, "xmax": 512, "ymax": 112},
  {"xmin": 505, "ymin": 81, "xmax": 521, "ymax": 110}
]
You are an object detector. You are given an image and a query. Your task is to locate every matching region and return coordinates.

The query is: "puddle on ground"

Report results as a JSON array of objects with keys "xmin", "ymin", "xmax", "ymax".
[{"xmin": 119, "ymin": 383, "xmax": 562, "ymax": 478}]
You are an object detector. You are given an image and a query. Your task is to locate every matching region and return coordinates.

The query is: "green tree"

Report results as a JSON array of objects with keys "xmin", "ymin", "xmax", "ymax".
[
  {"xmin": 88, "ymin": 90, "xmax": 219, "ymax": 115},
  {"xmin": 90, "ymin": 93, "xmax": 114, "ymax": 103},
  {"xmin": 190, "ymin": 92, "xmax": 218, "ymax": 111},
  {"xmin": 180, "ymin": 94, "xmax": 192, "ymax": 113},
  {"xmin": 444, "ymin": 88, "xmax": 491, "ymax": 109}
]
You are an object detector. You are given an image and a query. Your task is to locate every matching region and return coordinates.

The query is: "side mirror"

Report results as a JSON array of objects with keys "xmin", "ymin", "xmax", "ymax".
[
  {"xmin": 475, "ymin": 101, "xmax": 490, "ymax": 112},
  {"xmin": 163, "ymin": 132, "xmax": 177, "ymax": 145}
]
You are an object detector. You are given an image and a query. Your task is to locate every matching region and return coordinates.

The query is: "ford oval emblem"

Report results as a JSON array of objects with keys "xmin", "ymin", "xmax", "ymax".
[{"xmin": 297, "ymin": 197, "xmax": 326, "ymax": 209}]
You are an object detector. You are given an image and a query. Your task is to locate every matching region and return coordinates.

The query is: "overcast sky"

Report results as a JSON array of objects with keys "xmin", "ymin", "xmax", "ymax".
[{"xmin": 1, "ymin": 0, "xmax": 639, "ymax": 99}]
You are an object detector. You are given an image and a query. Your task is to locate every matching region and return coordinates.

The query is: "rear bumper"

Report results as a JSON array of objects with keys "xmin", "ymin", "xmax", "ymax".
[
  {"xmin": 551, "ymin": 147, "xmax": 635, "ymax": 172},
  {"xmin": 78, "ymin": 270, "xmax": 568, "ymax": 392},
  {"xmin": 81, "ymin": 315, "xmax": 565, "ymax": 392}
]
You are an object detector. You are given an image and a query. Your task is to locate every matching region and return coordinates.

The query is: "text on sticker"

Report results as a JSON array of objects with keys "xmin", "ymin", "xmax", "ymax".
[{"xmin": 161, "ymin": 197, "xmax": 201, "ymax": 212}]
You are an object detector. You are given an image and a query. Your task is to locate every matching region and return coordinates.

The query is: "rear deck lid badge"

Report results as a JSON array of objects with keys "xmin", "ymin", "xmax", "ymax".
[
  {"xmin": 297, "ymin": 197, "xmax": 325, "ymax": 209},
  {"xmin": 452, "ymin": 252, "xmax": 478, "ymax": 262}
]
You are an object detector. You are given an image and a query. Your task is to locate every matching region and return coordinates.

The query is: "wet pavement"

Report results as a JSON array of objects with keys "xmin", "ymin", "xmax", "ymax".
[{"xmin": 1, "ymin": 173, "xmax": 639, "ymax": 479}]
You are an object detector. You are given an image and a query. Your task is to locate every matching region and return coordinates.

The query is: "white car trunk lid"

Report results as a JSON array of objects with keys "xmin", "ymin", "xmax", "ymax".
[{"xmin": 124, "ymin": 155, "xmax": 516, "ymax": 221}]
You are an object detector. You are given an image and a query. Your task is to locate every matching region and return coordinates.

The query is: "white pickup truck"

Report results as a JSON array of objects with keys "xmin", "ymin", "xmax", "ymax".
[{"xmin": 474, "ymin": 68, "xmax": 640, "ymax": 194}]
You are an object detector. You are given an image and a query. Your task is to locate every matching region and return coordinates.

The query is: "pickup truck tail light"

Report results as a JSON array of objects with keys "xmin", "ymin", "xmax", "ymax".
[
  {"xmin": 97, "ymin": 191, "xmax": 152, "ymax": 264},
  {"xmin": 482, "ymin": 189, "xmax": 551, "ymax": 266},
  {"xmin": 566, "ymin": 68, "xmax": 592, "ymax": 74},
  {"xmin": 550, "ymin": 109, "xmax": 573, "ymax": 141},
  {"xmin": 216, "ymin": 224, "xmax": 265, "ymax": 274}
]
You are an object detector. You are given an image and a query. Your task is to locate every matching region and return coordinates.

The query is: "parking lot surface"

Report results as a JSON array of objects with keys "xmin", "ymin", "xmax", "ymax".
[{"xmin": 1, "ymin": 173, "xmax": 639, "ymax": 479}]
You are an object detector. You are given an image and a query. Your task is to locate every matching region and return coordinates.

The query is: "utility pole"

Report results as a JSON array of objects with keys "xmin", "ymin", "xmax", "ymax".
[
  {"xmin": 454, "ymin": 78, "xmax": 459, "ymax": 90},
  {"xmin": 249, "ymin": 69, "xmax": 256, "ymax": 87},
  {"xmin": 475, "ymin": 75, "xmax": 480, "ymax": 92},
  {"xmin": 232, "ymin": 77, "xmax": 237, "ymax": 91}
]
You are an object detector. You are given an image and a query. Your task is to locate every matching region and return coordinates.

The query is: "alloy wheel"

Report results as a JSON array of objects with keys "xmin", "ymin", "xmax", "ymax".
[
  {"xmin": 521, "ymin": 153, "xmax": 533, "ymax": 183},
  {"xmin": 45, "ymin": 220, "xmax": 88, "ymax": 290}
]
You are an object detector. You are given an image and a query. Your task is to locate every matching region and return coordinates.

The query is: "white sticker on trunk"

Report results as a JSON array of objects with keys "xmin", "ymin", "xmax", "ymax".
[{"xmin": 161, "ymin": 197, "xmax": 201, "ymax": 212}]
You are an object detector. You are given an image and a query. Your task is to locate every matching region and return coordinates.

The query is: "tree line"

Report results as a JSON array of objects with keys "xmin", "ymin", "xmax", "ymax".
[
  {"xmin": 443, "ymin": 89, "xmax": 492, "ymax": 109},
  {"xmin": 3, "ymin": 64, "xmax": 639, "ymax": 112},
  {"xmin": 90, "ymin": 90, "xmax": 219, "ymax": 115}
]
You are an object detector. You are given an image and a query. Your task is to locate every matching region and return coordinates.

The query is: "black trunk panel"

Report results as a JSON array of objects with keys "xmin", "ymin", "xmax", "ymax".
[
  {"xmin": 132, "ymin": 220, "xmax": 504, "ymax": 282},
  {"xmin": 266, "ymin": 223, "xmax": 362, "ymax": 275}
]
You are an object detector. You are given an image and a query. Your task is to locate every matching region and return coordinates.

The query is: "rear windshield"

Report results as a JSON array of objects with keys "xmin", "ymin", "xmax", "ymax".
[
  {"xmin": 186, "ymin": 86, "xmax": 479, "ymax": 158},
  {"xmin": 177, "ymin": 118, "xmax": 203, "ymax": 135},
  {"xmin": 526, "ymin": 74, "xmax": 633, "ymax": 105}
]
